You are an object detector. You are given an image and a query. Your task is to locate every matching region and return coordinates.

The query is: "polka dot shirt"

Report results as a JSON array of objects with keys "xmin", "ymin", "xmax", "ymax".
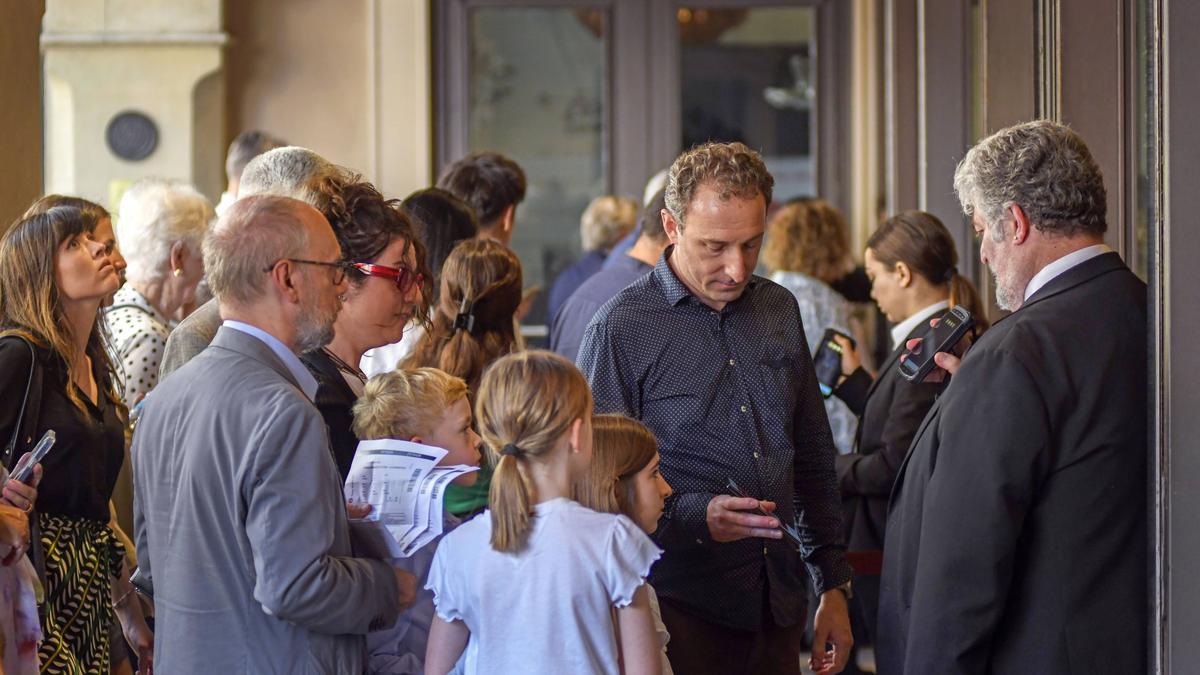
[
  {"xmin": 577, "ymin": 248, "xmax": 853, "ymax": 632},
  {"xmin": 104, "ymin": 283, "xmax": 171, "ymax": 409}
]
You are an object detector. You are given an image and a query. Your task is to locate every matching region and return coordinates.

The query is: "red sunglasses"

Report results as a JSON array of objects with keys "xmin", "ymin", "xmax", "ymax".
[{"xmin": 349, "ymin": 261, "xmax": 424, "ymax": 292}]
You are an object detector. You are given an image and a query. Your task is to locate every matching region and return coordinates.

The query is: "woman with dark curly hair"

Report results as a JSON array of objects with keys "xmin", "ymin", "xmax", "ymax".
[{"xmin": 300, "ymin": 179, "xmax": 432, "ymax": 481}]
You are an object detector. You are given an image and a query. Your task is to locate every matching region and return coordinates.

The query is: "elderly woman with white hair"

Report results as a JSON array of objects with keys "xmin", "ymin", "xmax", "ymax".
[{"xmin": 104, "ymin": 178, "xmax": 213, "ymax": 407}]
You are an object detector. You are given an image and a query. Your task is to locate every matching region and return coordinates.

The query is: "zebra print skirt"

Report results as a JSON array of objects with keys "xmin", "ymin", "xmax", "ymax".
[{"xmin": 35, "ymin": 514, "xmax": 123, "ymax": 674}]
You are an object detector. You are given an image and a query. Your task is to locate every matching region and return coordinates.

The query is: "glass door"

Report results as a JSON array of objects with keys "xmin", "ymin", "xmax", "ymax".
[{"xmin": 677, "ymin": 5, "xmax": 817, "ymax": 201}]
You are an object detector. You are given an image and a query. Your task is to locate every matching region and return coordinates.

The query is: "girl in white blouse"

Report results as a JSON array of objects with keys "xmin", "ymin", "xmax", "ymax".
[
  {"xmin": 425, "ymin": 351, "xmax": 663, "ymax": 675},
  {"xmin": 575, "ymin": 414, "xmax": 676, "ymax": 675}
]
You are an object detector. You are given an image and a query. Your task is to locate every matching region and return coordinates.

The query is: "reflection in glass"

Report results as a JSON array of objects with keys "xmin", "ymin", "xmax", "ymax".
[
  {"xmin": 467, "ymin": 8, "xmax": 608, "ymax": 326},
  {"xmin": 679, "ymin": 7, "xmax": 816, "ymax": 201},
  {"xmin": 1133, "ymin": 0, "xmax": 1157, "ymax": 280}
]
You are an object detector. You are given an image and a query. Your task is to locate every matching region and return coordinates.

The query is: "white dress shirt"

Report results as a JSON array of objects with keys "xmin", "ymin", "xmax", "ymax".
[
  {"xmin": 890, "ymin": 299, "xmax": 951, "ymax": 350},
  {"xmin": 1023, "ymin": 244, "xmax": 1112, "ymax": 301}
]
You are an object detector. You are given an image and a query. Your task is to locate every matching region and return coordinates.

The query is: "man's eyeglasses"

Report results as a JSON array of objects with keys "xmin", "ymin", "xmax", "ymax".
[
  {"xmin": 264, "ymin": 258, "xmax": 354, "ymax": 286},
  {"xmin": 348, "ymin": 262, "xmax": 424, "ymax": 293}
]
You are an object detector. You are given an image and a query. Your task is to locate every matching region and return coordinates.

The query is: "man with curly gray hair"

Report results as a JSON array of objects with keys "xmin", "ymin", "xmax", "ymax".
[
  {"xmin": 579, "ymin": 141, "xmax": 854, "ymax": 675},
  {"xmin": 878, "ymin": 120, "xmax": 1147, "ymax": 674}
]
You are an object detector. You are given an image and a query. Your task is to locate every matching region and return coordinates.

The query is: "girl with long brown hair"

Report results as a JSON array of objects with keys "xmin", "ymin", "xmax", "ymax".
[
  {"xmin": 575, "ymin": 414, "xmax": 674, "ymax": 675},
  {"xmin": 0, "ymin": 205, "xmax": 150, "ymax": 673},
  {"xmin": 402, "ymin": 238, "xmax": 522, "ymax": 516},
  {"xmin": 424, "ymin": 351, "xmax": 661, "ymax": 675},
  {"xmin": 829, "ymin": 210, "xmax": 988, "ymax": 641}
]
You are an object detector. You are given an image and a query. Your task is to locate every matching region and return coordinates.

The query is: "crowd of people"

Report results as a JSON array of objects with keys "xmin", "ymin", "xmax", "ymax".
[{"xmin": 0, "ymin": 117, "xmax": 1146, "ymax": 675}]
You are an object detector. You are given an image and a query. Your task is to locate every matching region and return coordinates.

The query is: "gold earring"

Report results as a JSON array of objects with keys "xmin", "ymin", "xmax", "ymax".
[{"xmin": 173, "ymin": 268, "xmax": 183, "ymax": 278}]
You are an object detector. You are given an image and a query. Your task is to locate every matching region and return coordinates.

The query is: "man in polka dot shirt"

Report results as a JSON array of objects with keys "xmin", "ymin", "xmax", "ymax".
[{"xmin": 579, "ymin": 142, "xmax": 854, "ymax": 675}]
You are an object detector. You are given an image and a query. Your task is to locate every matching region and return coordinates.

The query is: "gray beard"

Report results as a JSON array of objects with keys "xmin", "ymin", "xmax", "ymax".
[
  {"xmin": 992, "ymin": 270, "xmax": 1023, "ymax": 312},
  {"xmin": 294, "ymin": 301, "xmax": 337, "ymax": 353}
]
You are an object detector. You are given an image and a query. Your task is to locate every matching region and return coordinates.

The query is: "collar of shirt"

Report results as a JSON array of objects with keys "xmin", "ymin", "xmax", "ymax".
[
  {"xmin": 890, "ymin": 299, "xmax": 950, "ymax": 349},
  {"xmin": 222, "ymin": 320, "xmax": 319, "ymax": 401},
  {"xmin": 653, "ymin": 245, "xmax": 759, "ymax": 309},
  {"xmin": 1023, "ymin": 243, "xmax": 1112, "ymax": 301}
]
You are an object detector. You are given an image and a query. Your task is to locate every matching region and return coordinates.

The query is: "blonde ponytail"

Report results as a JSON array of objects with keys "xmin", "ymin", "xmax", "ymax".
[{"xmin": 475, "ymin": 350, "xmax": 592, "ymax": 552}]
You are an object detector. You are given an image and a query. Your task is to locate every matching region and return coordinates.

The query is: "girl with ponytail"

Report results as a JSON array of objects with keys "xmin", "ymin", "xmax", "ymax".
[
  {"xmin": 828, "ymin": 210, "xmax": 988, "ymax": 640},
  {"xmin": 402, "ymin": 238, "xmax": 522, "ymax": 516},
  {"xmin": 425, "ymin": 351, "xmax": 663, "ymax": 675}
]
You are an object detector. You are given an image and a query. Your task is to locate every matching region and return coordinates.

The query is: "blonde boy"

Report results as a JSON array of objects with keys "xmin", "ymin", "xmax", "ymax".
[
  {"xmin": 353, "ymin": 367, "xmax": 482, "ymax": 486},
  {"xmin": 352, "ymin": 367, "xmax": 482, "ymax": 675}
]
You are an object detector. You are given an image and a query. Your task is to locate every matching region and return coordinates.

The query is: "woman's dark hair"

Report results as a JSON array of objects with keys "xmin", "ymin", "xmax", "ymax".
[
  {"xmin": 322, "ymin": 178, "xmax": 433, "ymax": 321},
  {"xmin": 0, "ymin": 206, "xmax": 119, "ymax": 410},
  {"xmin": 402, "ymin": 239, "xmax": 522, "ymax": 394},
  {"xmin": 867, "ymin": 210, "xmax": 990, "ymax": 332},
  {"xmin": 23, "ymin": 194, "xmax": 111, "ymax": 221},
  {"xmin": 401, "ymin": 187, "xmax": 479, "ymax": 287}
]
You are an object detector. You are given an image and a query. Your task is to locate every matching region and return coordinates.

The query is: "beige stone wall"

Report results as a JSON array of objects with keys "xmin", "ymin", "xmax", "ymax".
[
  {"xmin": 42, "ymin": 0, "xmax": 226, "ymax": 209},
  {"xmin": 0, "ymin": 1, "xmax": 47, "ymax": 228},
  {"xmin": 224, "ymin": 0, "xmax": 433, "ymax": 200}
]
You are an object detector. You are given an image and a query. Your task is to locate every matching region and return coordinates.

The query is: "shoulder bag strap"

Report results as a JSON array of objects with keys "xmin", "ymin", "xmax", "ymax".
[
  {"xmin": 2, "ymin": 336, "xmax": 39, "ymax": 469},
  {"xmin": 0, "ymin": 336, "xmax": 48, "ymax": 605}
]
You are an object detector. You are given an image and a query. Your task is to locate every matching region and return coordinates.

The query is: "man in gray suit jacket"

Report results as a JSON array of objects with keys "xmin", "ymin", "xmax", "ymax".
[{"xmin": 133, "ymin": 194, "xmax": 412, "ymax": 673}]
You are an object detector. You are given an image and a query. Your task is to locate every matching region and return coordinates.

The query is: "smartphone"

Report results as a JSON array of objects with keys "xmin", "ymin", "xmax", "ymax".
[
  {"xmin": 726, "ymin": 478, "xmax": 803, "ymax": 551},
  {"xmin": 813, "ymin": 329, "xmax": 854, "ymax": 398},
  {"xmin": 898, "ymin": 305, "xmax": 974, "ymax": 382},
  {"xmin": 10, "ymin": 429, "xmax": 55, "ymax": 484}
]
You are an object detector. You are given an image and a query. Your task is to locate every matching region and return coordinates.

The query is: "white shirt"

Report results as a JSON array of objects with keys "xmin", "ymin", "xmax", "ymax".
[
  {"xmin": 427, "ymin": 498, "xmax": 661, "ymax": 675},
  {"xmin": 215, "ymin": 191, "xmax": 236, "ymax": 218},
  {"xmin": 1023, "ymin": 244, "xmax": 1112, "ymax": 301},
  {"xmin": 890, "ymin": 299, "xmax": 950, "ymax": 350},
  {"xmin": 646, "ymin": 586, "xmax": 674, "ymax": 675},
  {"xmin": 360, "ymin": 320, "xmax": 427, "ymax": 378},
  {"xmin": 222, "ymin": 320, "xmax": 318, "ymax": 401}
]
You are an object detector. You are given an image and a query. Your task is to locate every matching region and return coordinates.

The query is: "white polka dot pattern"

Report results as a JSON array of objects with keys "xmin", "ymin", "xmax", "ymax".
[{"xmin": 103, "ymin": 284, "xmax": 171, "ymax": 409}]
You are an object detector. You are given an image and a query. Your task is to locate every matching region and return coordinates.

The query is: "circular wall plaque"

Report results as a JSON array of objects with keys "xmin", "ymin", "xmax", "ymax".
[{"xmin": 105, "ymin": 111, "xmax": 159, "ymax": 161}]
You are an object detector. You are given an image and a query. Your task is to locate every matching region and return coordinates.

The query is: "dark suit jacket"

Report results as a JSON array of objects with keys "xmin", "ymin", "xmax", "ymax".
[
  {"xmin": 834, "ymin": 321, "xmax": 943, "ymax": 553},
  {"xmin": 877, "ymin": 252, "xmax": 1147, "ymax": 675},
  {"xmin": 300, "ymin": 349, "xmax": 359, "ymax": 481}
]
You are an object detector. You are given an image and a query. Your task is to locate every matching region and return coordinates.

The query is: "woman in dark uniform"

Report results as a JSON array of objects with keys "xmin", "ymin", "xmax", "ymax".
[{"xmin": 831, "ymin": 211, "xmax": 989, "ymax": 640}]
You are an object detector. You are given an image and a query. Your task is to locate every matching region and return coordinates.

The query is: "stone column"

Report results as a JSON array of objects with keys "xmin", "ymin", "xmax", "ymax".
[{"xmin": 42, "ymin": 0, "xmax": 227, "ymax": 208}]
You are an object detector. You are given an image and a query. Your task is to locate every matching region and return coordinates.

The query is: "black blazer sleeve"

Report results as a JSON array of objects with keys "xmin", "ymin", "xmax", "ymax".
[
  {"xmin": 903, "ymin": 347, "xmax": 1051, "ymax": 673},
  {"xmin": 835, "ymin": 375, "xmax": 941, "ymax": 499},
  {"xmin": 832, "ymin": 367, "xmax": 873, "ymax": 415}
]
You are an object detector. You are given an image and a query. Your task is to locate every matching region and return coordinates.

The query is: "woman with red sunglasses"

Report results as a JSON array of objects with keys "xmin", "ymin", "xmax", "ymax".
[{"xmin": 300, "ymin": 179, "xmax": 432, "ymax": 480}]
